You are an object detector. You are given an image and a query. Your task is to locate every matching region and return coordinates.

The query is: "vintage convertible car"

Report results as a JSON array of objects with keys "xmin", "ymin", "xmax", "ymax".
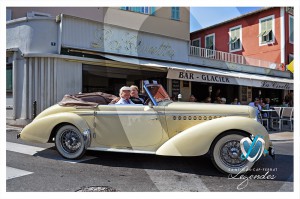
[{"xmin": 18, "ymin": 81, "xmax": 275, "ymax": 174}]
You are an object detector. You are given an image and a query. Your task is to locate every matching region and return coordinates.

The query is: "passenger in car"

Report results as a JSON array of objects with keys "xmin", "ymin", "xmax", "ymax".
[
  {"xmin": 115, "ymin": 86, "xmax": 135, "ymax": 105},
  {"xmin": 130, "ymin": 85, "xmax": 145, "ymax": 104}
]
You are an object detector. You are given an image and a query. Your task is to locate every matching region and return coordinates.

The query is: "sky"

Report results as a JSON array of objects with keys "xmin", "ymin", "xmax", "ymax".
[{"xmin": 190, "ymin": 7, "xmax": 262, "ymax": 32}]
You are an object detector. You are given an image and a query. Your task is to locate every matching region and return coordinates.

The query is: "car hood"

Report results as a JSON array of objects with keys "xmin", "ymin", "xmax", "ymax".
[{"xmin": 165, "ymin": 102, "xmax": 254, "ymax": 117}]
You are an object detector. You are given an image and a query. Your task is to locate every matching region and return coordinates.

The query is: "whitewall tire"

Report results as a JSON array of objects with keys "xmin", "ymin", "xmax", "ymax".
[
  {"xmin": 55, "ymin": 125, "xmax": 86, "ymax": 159},
  {"xmin": 210, "ymin": 132, "xmax": 254, "ymax": 174}
]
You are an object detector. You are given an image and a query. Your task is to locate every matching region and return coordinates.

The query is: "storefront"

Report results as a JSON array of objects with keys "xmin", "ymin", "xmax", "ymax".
[
  {"xmin": 6, "ymin": 14, "xmax": 188, "ymax": 125},
  {"xmin": 167, "ymin": 67, "xmax": 293, "ymax": 105},
  {"xmin": 82, "ymin": 64, "xmax": 167, "ymax": 95}
]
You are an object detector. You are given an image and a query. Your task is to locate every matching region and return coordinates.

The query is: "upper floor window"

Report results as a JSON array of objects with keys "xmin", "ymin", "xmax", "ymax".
[
  {"xmin": 258, "ymin": 15, "xmax": 275, "ymax": 45},
  {"xmin": 289, "ymin": 15, "xmax": 294, "ymax": 44},
  {"xmin": 205, "ymin": 33, "xmax": 215, "ymax": 57},
  {"xmin": 205, "ymin": 33, "xmax": 215, "ymax": 50},
  {"xmin": 171, "ymin": 7, "xmax": 180, "ymax": 20},
  {"xmin": 120, "ymin": 7, "xmax": 155, "ymax": 15},
  {"xmin": 229, "ymin": 25, "xmax": 242, "ymax": 52},
  {"xmin": 191, "ymin": 38, "xmax": 200, "ymax": 47}
]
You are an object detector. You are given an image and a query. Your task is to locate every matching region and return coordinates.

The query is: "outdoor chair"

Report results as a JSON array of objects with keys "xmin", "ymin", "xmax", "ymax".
[
  {"xmin": 259, "ymin": 112, "xmax": 269, "ymax": 130},
  {"xmin": 270, "ymin": 107, "xmax": 282, "ymax": 129},
  {"xmin": 279, "ymin": 107, "xmax": 293, "ymax": 131}
]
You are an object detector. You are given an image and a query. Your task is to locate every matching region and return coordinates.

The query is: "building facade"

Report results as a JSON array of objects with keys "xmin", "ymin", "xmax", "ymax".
[
  {"xmin": 189, "ymin": 7, "xmax": 293, "ymax": 104},
  {"xmin": 6, "ymin": 7, "xmax": 191, "ymax": 125},
  {"xmin": 190, "ymin": 7, "xmax": 294, "ymax": 68},
  {"xmin": 6, "ymin": 7, "xmax": 293, "ymax": 125}
]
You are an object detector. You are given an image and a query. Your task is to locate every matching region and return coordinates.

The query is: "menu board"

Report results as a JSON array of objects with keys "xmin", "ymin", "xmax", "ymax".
[
  {"xmin": 241, "ymin": 86, "xmax": 247, "ymax": 101},
  {"xmin": 172, "ymin": 80, "xmax": 180, "ymax": 98}
]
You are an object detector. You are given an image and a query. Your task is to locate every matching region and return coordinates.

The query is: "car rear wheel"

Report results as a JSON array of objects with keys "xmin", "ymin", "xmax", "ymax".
[
  {"xmin": 55, "ymin": 125, "xmax": 86, "ymax": 159},
  {"xmin": 210, "ymin": 131, "xmax": 254, "ymax": 174}
]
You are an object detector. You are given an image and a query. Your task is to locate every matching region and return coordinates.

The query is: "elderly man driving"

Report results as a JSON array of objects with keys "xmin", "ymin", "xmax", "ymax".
[{"xmin": 115, "ymin": 86, "xmax": 135, "ymax": 105}]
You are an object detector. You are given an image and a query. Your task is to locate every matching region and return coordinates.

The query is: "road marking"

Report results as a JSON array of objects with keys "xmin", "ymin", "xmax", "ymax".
[
  {"xmin": 6, "ymin": 166, "xmax": 33, "ymax": 180},
  {"xmin": 7, "ymin": 142, "xmax": 45, "ymax": 155},
  {"xmin": 6, "ymin": 142, "xmax": 97, "ymax": 163}
]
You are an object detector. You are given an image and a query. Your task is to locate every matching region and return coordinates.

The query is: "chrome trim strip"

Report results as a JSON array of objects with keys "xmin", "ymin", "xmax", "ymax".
[
  {"xmin": 87, "ymin": 147, "xmax": 156, "ymax": 154},
  {"xmin": 82, "ymin": 129, "xmax": 91, "ymax": 149},
  {"xmin": 74, "ymin": 113, "xmax": 95, "ymax": 116},
  {"xmin": 76, "ymin": 112, "xmax": 248, "ymax": 117},
  {"xmin": 165, "ymin": 113, "xmax": 249, "ymax": 117},
  {"xmin": 94, "ymin": 112, "xmax": 164, "ymax": 116}
]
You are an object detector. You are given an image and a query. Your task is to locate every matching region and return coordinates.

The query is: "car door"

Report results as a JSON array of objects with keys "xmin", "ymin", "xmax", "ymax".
[{"xmin": 93, "ymin": 104, "xmax": 165, "ymax": 149}]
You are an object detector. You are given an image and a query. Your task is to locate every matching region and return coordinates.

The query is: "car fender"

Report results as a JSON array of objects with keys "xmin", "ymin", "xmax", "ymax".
[
  {"xmin": 19, "ymin": 112, "xmax": 91, "ymax": 143},
  {"xmin": 156, "ymin": 116, "xmax": 269, "ymax": 156}
]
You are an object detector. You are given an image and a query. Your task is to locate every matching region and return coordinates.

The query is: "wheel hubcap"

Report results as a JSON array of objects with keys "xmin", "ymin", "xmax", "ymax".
[
  {"xmin": 61, "ymin": 129, "xmax": 82, "ymax": 153},
  {"xmin": 220, "ymin": 140, "xmax": 246, "ymax": 168}
]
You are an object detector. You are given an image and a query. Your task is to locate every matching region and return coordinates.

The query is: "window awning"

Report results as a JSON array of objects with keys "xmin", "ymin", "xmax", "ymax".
[{"xmin": 101, "ymin": 54, "xmax": 293, "ymax": 90}]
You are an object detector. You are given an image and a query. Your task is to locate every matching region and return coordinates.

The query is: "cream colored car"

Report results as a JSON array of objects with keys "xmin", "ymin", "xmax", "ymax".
[{"xmin": 18, "ymin": 82, "xmax": 274, "ymax": 174}]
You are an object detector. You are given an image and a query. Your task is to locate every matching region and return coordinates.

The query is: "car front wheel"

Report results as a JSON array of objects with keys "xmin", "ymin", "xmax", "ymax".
[
  {"xmin": 210, "ymin": 131, "xmax": 254, "ymax": 174},
  {"xmin": 55, "ymin": 125, "xmax": 86, "ymax": 159}
]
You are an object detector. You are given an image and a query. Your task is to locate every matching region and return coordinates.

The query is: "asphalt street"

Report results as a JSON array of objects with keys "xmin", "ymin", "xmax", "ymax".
[{"xmin": 6, "ymin": 126, "xmax": 294, "ymax": 192}]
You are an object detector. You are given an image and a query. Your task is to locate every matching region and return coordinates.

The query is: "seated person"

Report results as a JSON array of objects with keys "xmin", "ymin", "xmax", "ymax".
[
  {"xmin": 115, "ymin": 86, "xmax": 135, "ymax": 105},
  {"xmin": 130, "ymin": 85, "xmax": 145, "ymax": 104},
  {"xmin": 249, "ymin": 97, "xmax": 262, "ymax": 118}
]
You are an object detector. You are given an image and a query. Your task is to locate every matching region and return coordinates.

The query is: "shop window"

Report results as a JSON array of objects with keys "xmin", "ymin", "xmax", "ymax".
[
  {"xmin": 289, "ymin": 15, "xmax": 294, "ymax": 44},
  {"xmin": 171, "ymin": 7, "xmax": 180, "ymax": 20},
  {"xmin": 191, "ymin": 38, "xmax": 200, "ymax": 47},
  {"xmin": 6, "ymin": 64, "xmax": 12, "ymax": 92},
  {"xmin": 229, "ymin": 25, "xmax": 242, "ymax": 52},
  {"xmin": 205, "ymin": 33, "xmax": 215, "ymax": 58},
  {"xmin": 120, "ymin": 7, "xmax": 155, "ymax": 15},
  {"xmin": 258, "ymin": 15, "xmax": 274, "ymax": 45}
]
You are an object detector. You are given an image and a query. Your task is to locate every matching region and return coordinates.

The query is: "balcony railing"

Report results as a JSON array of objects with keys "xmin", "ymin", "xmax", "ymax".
[{"xmin": 189, "ymin": 46, "xmax": 284, "ymax": 70}]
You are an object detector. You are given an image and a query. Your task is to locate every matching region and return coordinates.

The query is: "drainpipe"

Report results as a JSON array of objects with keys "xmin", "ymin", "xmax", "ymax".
[
  {"xmin": 12, "ymin": 51, "xmax": 17, "ymax": 120},
  {"xmin": 280, "ymin": 7, "xmax": 285, "ymax": 66},
  {"xmin": 57, "ymin": 14, "xmax": 63, "ymax": 55}
]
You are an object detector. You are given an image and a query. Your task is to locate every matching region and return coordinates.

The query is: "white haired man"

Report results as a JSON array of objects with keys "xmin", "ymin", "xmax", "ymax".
[{"xmin": 115, "ymin": 86, "xmax": 135, "ymax": 105}]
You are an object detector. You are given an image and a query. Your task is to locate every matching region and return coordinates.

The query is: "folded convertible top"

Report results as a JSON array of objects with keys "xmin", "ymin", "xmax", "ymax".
[{"xmin": 58, "ymin": 92, "xmax": 117, "ymax": 107}]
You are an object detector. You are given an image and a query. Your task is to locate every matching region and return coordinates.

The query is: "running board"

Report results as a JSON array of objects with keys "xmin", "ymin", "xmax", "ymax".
[{"xmin": 87, "ymin": 147, "xmax": 156, "ymax": 155}]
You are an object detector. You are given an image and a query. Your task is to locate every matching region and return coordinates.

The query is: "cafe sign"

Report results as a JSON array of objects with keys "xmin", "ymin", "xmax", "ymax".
[
  {"xmin": 61, "ymin": 15, "xmax": 189, "ymax": 63},
  {"xmin": 167, "ymin": 69, "xmax": 293, "ymax": 90}
]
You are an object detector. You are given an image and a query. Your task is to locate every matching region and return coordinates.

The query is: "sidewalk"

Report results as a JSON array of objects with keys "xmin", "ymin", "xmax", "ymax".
[
  {"xmin": 6, "ymin": 125, "xmax": 23, "ymax": 132},
  {"xmin": 268, "ymin": 130, "xmax": 294, "ymax": 142}
]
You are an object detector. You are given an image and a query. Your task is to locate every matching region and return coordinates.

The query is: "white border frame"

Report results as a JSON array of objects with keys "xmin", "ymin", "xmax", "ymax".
[
  {"xmin": 229, "ymin": 25, "xmax": 242, "ymax": 52},
  {"xmin": 259, "ymin": 14, "xmax": 275, "ymax": 46},
  {"xmin": 2, "ymin": 2, "xmax": 299, "ymax": 199}
]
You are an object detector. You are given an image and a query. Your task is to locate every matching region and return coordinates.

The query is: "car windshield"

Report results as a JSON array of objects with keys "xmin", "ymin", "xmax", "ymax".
[{"xmin": 145, "ymin": 84, "xmax": 171, "ymax": 104}]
